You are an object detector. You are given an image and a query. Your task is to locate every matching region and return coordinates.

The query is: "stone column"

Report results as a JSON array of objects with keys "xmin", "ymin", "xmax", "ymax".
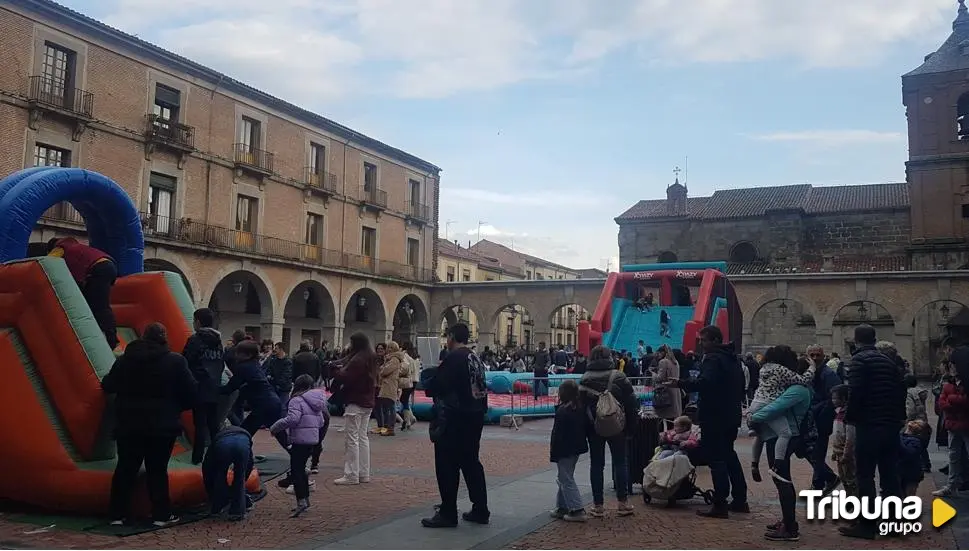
[
  {"xmin": 894, "ymin": 328, "xmax": 914, "ymax": 371},
  {"xmin": 261, "ymin": 320, "xmax": 284, "ymax": 343},
  {"xmin": 477, "ymin": 331, "xmax": 495, "ymax": 349},
  {"xmin": 814, "ymin": 328, "xmax": 834, "ymax": 352},
  {"xmin": 533, "ymin": 327, "xmax": 553, "ymax": 349}
]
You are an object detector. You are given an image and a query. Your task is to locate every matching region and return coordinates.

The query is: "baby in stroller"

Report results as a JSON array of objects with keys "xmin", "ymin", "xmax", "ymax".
[{"xmin": 656, "ymin": 416, "xmax": 698, "ymax": 459}]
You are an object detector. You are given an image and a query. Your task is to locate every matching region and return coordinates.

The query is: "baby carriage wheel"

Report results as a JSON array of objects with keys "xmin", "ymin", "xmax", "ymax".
[
  {"xmin": 702, "ymin": 490, "xmax": 713, "ymax": 505},
  {"xmin": 642, "ymin": 493, "xmax": 652, "ymax": 504}
]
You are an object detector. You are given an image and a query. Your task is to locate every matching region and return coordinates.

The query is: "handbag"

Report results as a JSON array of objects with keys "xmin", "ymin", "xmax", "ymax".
[{"xmin": 653, "ymin": 385, "xmax": 674, "ymax": 409}]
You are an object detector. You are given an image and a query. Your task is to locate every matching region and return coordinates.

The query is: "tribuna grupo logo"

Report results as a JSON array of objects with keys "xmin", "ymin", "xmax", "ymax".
[{"xmin": 800, "ymin": 490, "xmax": 923, "ymax": 536}]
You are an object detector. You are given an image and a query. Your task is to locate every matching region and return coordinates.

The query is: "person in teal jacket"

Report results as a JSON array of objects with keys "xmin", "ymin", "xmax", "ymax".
[{"xmin": 749, "ymin": 381, "xmax": 812, "ymax": 542}]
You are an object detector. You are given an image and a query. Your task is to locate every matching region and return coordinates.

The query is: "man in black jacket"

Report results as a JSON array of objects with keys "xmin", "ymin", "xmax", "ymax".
[
  {"xmin": 267, "ymin": 342, "xmax": 294, "ymax": 413},
  {"xmin": 421, "ymin": 323, "xmax": 490, "ymax": 528},
  {"xmin": 183, "ymin": 308, "xmax": 227, "ymax": 464},
  {"xmin": 293, "ymin": 340, "xmax": 322, "ymax": 383},
  {"xmin": 840, "ymin": 324, "xmax": 905, "ymax": 540},
  {"xmin": 668, "ymin": 325, "xmax": 748, "ymax": 518}
]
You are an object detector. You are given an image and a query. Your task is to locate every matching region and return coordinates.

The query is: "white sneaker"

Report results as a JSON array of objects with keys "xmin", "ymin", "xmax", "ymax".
[
  {"xmin": 334, "ymin": 476, "xmax": 359, "ymax": 485},
  {"xmin": 933, "ymin": 486, "xmax": 959, "ymax": 497},
  {"xmin": 284, "ymin": 480, "xmax": 316, "ymax": 494}
]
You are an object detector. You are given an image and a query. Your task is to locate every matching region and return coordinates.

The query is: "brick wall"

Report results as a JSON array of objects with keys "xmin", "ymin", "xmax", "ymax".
[{"xmin": 618, "ymin": 209, "xmax": 912, "ymax": 266}]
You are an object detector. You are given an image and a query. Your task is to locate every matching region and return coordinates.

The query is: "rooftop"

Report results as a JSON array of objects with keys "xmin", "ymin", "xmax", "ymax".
[
  {"xmin": 436, "ymin": 239, "xmax": 509, "ymax": 273},
  {"xmin": 616, "ymin": 182, "xmax": 909, "ymax": 222},
  {"xmin": 15, "ymin": 0, "xmax": 440, "ymax": 174},
  {"xmin": 468, "ymin": 240, "xmax": 579, "ymax": 274},
  {"xmin": 905, "ymin": 0, "xmax": 969, "ymax": 77},
  {"xmin": 725, "ymin": 255, "xmax": 910, "ymax": 275}
]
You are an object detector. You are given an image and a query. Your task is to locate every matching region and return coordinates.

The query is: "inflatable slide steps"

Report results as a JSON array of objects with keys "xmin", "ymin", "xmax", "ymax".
[{"xmin": 0, "ymin": 257, "xmax": 254, "ymax": 514}]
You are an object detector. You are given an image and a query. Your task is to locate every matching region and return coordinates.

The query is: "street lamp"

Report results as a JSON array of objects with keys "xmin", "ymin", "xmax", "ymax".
[
  {"xmin": 456, "ymin": 305, "xmax": 466, "ymax": 322},
  {"xmin": 403, "ymin": 301, "xmax": 414, "ymax": 318},
  {"xmin": 302, "ymin": 288, "xmax": 311, "ymax": 301},
  {"xmin": 232, "ymin": 282, "xmax": 244, "ymax": 294},
  {"xmin": 857, "ymin": 302, "xmax": 869, "ymax": 321},
  {"xmin": 357, "ymin": 295, "xmax": 367, "ymax": 308},
  {"xmin": 941, "ymin": 302, "xmax": 951, "ymax": 323},
  {"xmin": 778, "ymin": 301, "xmax": 788, "ymax": 317}
]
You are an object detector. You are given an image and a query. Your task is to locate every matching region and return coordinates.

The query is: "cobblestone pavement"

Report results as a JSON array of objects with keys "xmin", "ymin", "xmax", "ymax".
[
  {"xmin": 0, "ymin": 420, "xmax": 552, "ymax": 550},
  {"xmin": 507, "ymin": 432, "xmax": 960, "ymax": 550}
]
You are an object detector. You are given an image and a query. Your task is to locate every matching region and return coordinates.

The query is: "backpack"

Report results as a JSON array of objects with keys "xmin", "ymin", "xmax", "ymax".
[
  {"xmin": 582, "ymin": 371, "xmax": 626, "ymax": 438},
  {"xmin": 793, "ymin": 406, "xmax": 818, "ymax": 459}
]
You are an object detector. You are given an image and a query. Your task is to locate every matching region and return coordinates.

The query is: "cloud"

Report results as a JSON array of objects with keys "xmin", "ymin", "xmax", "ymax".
[
  {"xmin": 75, "ymin": 0, "xmax": 956, "ymax": 100},
  {"xmin": 746, "ymin": 130, "xmax": 905, "ymax": 146},
  {"xmin": 465, "ymin": 224, "xmax": 509, "ymax": 237}
]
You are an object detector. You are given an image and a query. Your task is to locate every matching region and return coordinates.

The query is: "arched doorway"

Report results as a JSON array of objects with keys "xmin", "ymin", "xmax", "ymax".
[
  {"xmin": 549, "ymin": 303, "xmax": 589, "ymax": 350},
  {"xmin": 750, "ymin": 299, "xmax": 816, "ymax": 355},
  {"xmin": 144, "ymin": 258, "xmax": 194, "ymax": 301},
  {"xmin": 911, "ymin": 300, "xmax": 967, "ymax": 377},
  {"xmin": 392, "ymin": 295, "xmax": 429, "ymax": 347},
  {"xmin": 343, "ymin": 288, "xmax": 387, "ymax": 345},
  {"xmin": 283, "ymin": 281, "xmax": 336, "ymax": 353},
  {"xmin": 438, "ymin": 305, "xmax": 480, "ymax": 342},
  {"xmin": 207, "ymin": 270, "xmax": 275, "ymax": 341},
  {"xmin": 657, "ymin": 251, "xmax": 678, "ymax": 263},
  {"xmin": 832, "ymin": 300, "xmax": 895, "ymax": 356},
  {"xmin": 492, "ymin": 304, "xmax": 533, "ymax": 352}
]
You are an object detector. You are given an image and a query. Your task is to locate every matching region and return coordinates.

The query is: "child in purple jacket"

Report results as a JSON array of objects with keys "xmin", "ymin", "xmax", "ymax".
[{"xmin": 270, "ymin": 374, "xmax": 327, "ymax": 517}]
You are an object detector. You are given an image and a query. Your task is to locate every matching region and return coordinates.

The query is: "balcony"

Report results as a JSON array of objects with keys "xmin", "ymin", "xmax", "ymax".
[
  {"xmin": 130, "ymin": 212, "xmax": 434, "ymax": 282},
  {"xmin": 303, "ymin": 167, "xmax": 337, "ymax": 201},
  {"xmin": 405, "ymin": 201, "xmax": 431, "ymax": 224},
  {"xmin": 552, "ymin": 319, "xmax": 578, "ymax": 331},
  {"xmin": 233, "ymin": 143, "xmax": 274, "ymax": 178},
  {"xmin": 145, "ymin": 114, "xmax": 195, "ymax": 167},
  {"xmin": 26, "ymin": 75, "xmax": 94, "ymax": 141},
  {"xmin": 359, "ymin": 186, "xmax": 387, "ymax": 213}
]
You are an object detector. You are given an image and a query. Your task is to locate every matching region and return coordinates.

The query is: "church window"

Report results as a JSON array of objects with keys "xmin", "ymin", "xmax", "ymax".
[
  {"xmin": 958, "ymin": 92, "xmax": 969, "ymax": 140},
  {"xmin": 729, "ymin": 241, "xmax": 759, "ymax": 263},
  {"xmin": 657, "ymin": 251, "xmax": 678, "ymax": 263}
]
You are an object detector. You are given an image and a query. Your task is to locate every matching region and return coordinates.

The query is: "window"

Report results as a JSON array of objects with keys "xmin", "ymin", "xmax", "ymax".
[
  {"xmin": 959, "ymin": 93, "xmax": 969, "ymax": 141},
  {"xmin": 361, "ymin": 226, "xmax": 377, "ymax": 258},
  {"xmin": 148, "ymin": 172, "xmax": 176, "ymax": 233},
  {"xmin": 40, "ymin": 42, "xmax": 76, "ymax": 107},
  {"xmin": 239, "ymin": 117, "xmax": 260, "ymax": 150},
  {"xmin": 33, "ymin": 143, "xmax": 70, "ymax": 167},
  {"xmin": 446, "ymin": 266, "xmax": 456, "ymax": 282},
  {"xmin": 235, "ymin": 195, "xmax": 258, "ymax": 233},
  {"xmin": 305, "ymin": 213, "xmax": 324, "ymax": 245},
  {"xmin": 657, "ymin": 251, "xmax": 678, "ymax": 263},
  {"xmin": 364, "ymin": 162, "xmax": 377, "ymax": 192},
  {"xmin": 526, "ymin": 270, "xmax": 532, "ymax": 280},
  {"xmin": 729, "ymin": 241, "xmax": 759, "ymax": 263},
  {"xmin": 407, "ymin": 238, "xmax": 420, "ymax": 266},
  {"xmin": 309, "ymin": 142, "xmax": 326, "ymax": 177},
  {"xmin": 152, "ymin": 83, "xmax": 180, "ymax": 121},
  {"xmin": 462, "ymin": 269, "xmax": 471, "ymax": 282},
  {"xmin": 409, "ymin": 178, "xmax": 421, "ymax": 205}
]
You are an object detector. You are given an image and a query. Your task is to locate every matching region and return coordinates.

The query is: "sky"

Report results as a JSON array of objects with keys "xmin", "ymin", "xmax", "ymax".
[{"xmin": 60, "ymin": 0, "xmax": 962, "ymax": 271}]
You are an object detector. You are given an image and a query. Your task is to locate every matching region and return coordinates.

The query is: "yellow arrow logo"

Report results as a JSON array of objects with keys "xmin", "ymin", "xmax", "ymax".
[{"xmin": 934, "ymin": 498, "xmax": 957, "ymax": 528}]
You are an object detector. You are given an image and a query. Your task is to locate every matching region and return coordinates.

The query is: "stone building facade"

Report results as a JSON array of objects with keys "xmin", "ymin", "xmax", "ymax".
[
  {"xmin": 0, "ymin": 0, "xmax": 439, "ymax": 350},
  {"xmin": 609, "ymin": 1, "xmax": 969, "ymax": 372}
]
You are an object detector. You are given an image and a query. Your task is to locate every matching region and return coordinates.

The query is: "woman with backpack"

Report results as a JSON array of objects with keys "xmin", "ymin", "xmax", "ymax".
[{"xmin": 579, "ymin": 345, "xmax": 638, "ymax": 518}]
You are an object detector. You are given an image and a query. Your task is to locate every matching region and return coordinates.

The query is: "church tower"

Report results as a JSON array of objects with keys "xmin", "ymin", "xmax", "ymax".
[
  {"xmin": 903, "ymin": 0, "xmax": 969, "ymax": 262},
  {"xmin": 666, "ymin": 176, "xmax": 687, "ymax": 216}
]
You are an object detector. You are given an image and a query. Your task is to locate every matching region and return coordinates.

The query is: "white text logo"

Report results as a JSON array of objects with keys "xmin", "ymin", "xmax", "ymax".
[{"xmin": 800, "ymin": 490, "xmax": 922, "ymax": 536}]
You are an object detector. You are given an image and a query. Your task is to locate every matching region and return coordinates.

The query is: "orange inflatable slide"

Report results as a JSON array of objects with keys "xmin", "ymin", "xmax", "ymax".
[{"xmin": 0, "ymin": 258, "xmax": 260, "ymax": 515}]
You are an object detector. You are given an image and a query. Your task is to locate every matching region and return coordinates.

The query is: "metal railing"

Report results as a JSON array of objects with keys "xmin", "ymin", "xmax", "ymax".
[
  {"xmin": 233, "ymin": 143, "xmax": 274, "ymax": 173},
  {"xmin": 146, "ymin": 114, "xmax": 195, "ymax": 149},
  {"xmin": 406, "ymin": 201, "xmax": 431, "ymax": 221},
  {"xmin": 27, "ymin": 75, "xmax": 94, "ymax": 118},
  {"xmin": 360, "ymin": 186, "xmax": 388, "ymax": 208},
  {"xmin": 133, "ymin": 212, "xmax": 433, "ymax": 282},
  {"xmin": 40, "ymin": 202, "xmax": 84, "ymax": 224},
  {"xmin": 495, "ymin": 374, "xmax": 655, "ymax": 422},
  {"xmin": 303, "ymin": 167, "xmax": 337, "ymax": 193}
]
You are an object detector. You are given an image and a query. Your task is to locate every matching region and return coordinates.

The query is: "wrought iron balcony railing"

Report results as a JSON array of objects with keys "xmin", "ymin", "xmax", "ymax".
[
  {"xmin": 146, "ymin": 114, "xmax": 195, "ymax": 150},
  {"xmin": 27, "ymin": 75, "xmax": 94, "ymax": 118},
  {"xmin": 233, "ymin": 143, "xmax": 274, "ymax": 173}
]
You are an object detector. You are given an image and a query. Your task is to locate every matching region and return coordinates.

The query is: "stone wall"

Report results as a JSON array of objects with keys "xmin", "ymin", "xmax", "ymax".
[
  {"xmin": 618, "ymin": 209, "xmax": 912, "ymax": 265},
  {"xmin": 748, "ymin": 300, "xmax": 817, "ymax": 356}
]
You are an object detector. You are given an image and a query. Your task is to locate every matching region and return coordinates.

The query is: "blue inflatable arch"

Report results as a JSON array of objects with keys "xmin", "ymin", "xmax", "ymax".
[{"xmin": 0, "ymin": 168, "xmax": 144, "ymax": 276}]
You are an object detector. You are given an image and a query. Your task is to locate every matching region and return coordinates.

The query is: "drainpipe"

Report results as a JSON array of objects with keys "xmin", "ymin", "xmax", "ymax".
[{"xmin": 204, "ymin": 75, "xmax": 225, "ymax": 225}]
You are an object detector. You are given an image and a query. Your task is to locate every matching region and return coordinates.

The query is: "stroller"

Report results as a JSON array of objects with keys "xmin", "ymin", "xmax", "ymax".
[{"xmin": 641, "ymin": 428, "xmax": 714, "ymax": 506}]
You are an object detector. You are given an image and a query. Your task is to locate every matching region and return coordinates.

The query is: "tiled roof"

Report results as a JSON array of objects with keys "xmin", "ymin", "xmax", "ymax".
[
  {"xmin": 905, "ymin": 7, "xmax": 969, "ymax": 77},
  {"xmin": 726, "ymin": 255, "xmax": 910, "ymax": 275},
  {"xmin": 616, "ymin": 183, "xmax": 909, "ymax": 222},
  {"xmin": 22, "ymin": 0, "xmax": 440, "ymax": 173},
  {"xmin": 577, "ymin": 268, "xmax": 608, "ymax": 278},
  {"xmin": 436, "ymin": 239, "xmax": 508, "ymax": 272},
  {"xmin": 468, "ymin": 240, "xmax": 578, "ymax": 274}
]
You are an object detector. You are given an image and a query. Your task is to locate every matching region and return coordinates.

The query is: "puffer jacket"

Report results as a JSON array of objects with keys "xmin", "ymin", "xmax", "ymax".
[
  {"xmin": 845, "ymin": 345, "xmax": 905, "ymax": 427},
  {"xmin": 906, "ymin": 387, "xmax": 929, "ymax": 423},
  {"xmin": 579, "ymin": 359, "xmax": 639, "ymax": 437},
  {"xmin": 379, "ymin": 351, "xmax": 405, "ymax": 400},
  {"xmin": 940, "ymin": 382, "xmax": 969, "ymax": 432},
  {"xmin": 749, "ymin": 383, "xmax": 812, "ymax": 440},
  {"xmin": 399, "ymin": 354, "xmax": 417, "ymax": 390},
  {"xmin": 270, "ymin": 388, "xmax": 327, "ymax": 445},
  {"xmin": 680, "ymin": 343, "xmax": 746, "ymax": 430}
]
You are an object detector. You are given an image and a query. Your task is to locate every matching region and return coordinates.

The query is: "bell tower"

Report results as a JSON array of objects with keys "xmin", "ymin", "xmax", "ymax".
[{"xmin": 903, "ymin": 0, "xmax": 969, "ymax": 252}]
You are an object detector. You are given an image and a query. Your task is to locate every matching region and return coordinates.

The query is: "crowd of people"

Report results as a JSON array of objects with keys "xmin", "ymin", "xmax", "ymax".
[{"xmin": 541, "ymin": 323, "xmax": 962, "ymax": 543}]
